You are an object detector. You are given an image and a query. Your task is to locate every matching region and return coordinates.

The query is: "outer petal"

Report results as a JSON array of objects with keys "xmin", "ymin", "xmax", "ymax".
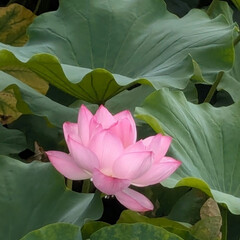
[
  {"xmin": 92, "ymin": 169, "xmax": 130, "ymax": 195},
  {"xmin": 46, "ymin": 151, "xmax": 90, "ymax": 180},
  {"xmin": 109, "ymin": 118, "xmax": 137, "ymax": 148},
  {"xmin": 115, "ymin": 188, "xmax": 153, "ymax": 212},
  {"xmin": 67, "ymin": 136, "xmax": 99, "ymax": 173},
  {"xmin": 77, "ymin": 105, "xmax": 93, "ymax": 145},
  {"xmin": 112, "ymin": 151, "xmax": 152, "ymax": 180},
  {"xmin": 143, "ymin": 134, "xmax": 172, "ymax": 162},
  {"xmin": 89, "ymin": 130, "xmax": 124, "ymax": 171},
  {"xmin": 132, "ymin": 157, "xmax": 181, "ymax": 187},
  {"xmin": 63, "ymin": 122, "xmax": 79, "ymax": 143},
  {"xmin": 94, "ymin": 105, "xmax": 116, "ymax": 129}
]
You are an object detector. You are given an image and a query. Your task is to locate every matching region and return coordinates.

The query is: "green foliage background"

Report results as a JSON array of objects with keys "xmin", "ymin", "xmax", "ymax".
[{"xmin": 0, "ymin": 0, "xmax": 240, "ymax": 239}]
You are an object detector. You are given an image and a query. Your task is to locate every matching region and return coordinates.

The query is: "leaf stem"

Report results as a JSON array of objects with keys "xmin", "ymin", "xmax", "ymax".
[
  {"xmin": 221, "ymin": 207, "xmax": 228, "ymax": 240},
  {"xmin": 207, "ymin": 0, "xmax": 219, "ymax": 16},
  {"xmin": 204, "ymin": 71, "xmax": 224, "ymax": 103}
]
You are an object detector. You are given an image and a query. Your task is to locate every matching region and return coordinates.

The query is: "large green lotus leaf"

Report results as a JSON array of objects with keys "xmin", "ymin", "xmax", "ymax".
[
  {"xmin": 118, "ymin": 206, "xmax": 221, "ymax": 240},
  {"xmin": 106, "ymin": 83, "xmax": 197, "ymax": 114},
  {"xmin": 0, "ymin": 0, "xmax": 236, "ymax": 103},
  {"xmin": 71, "ymin": 85, "xmax": 155, "ymax": 116},
  {"xmin": 81, "ymin": 221, "xmax": 110, "ymax": 240},
  {"xmin": 0, "ymin": 156, "xmax": 103, "ymax": 240},
  {"xmin": 104, "ymin": 85, "xmax": 155, "ymax": 113},
  {"xmin": 0, "ymin": 50, "xmax": 127, "ymax": 104},
  {"xmin": 135, "ymin": 88, "xmax": 240, "ymax": 215},
  {"xmin": 0, "ymin": 50, "xmax": 49, "ymax": 95},
  {"xmin": 9, "ymin": 115, "xmax": 62, "ymax": 153},
  {"xmin": 220, "ymin": 43, "xmax": 240, "ymax": 102},
  {"xmin": 0, "ymin": 71, "xmax": 77, "ymax": 127},
  {"xmin": 90, "ymin": 223, "xmax": 184, "ymax": 240},
  {"xmin": 0, "ymin": 124, "xmax": 27, "ymax": 155},
  {"xmin": 0, "ymin": 3, "xmax": 35, "ymax": 46},
  {"xmin": 165, "ymin": 0, "xmax": 199, "ymax": 17},
  {"xmin": 117, "ymin": 210, "xmax": 197, "ymax": 240},
  {"xmin": 210, "ymin": 1, "xmax": 234, "ymax": 25},
  {"xmin": 208, "ymin": 1, "xmax": 240, "ymax": 102},
  {"xmin": 20, "ymin": 223, "xmax": 82, "ymax": 240}
]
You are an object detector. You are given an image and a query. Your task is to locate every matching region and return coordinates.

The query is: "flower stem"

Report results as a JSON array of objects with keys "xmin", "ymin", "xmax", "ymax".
[
  {"xmin": 221, "ymin": 207, "xmax": 228, "ymax": 240},
  {"xmin": 82, "ymin": 179, "xmax": 91, "ymax": 193},
  {"xmin": 204, "ymin": 71, "xmax": 224, "ymax": 103},
  {"xmin": 66, "ymin": 179, "xmax": 73, "ymax": 190},
  {"xmin": 34, "ymin": 0, "xmax": 41, "ymax": 14},
  {"xmin": 207, "ymin": 0, "xmax": 219, "ymax": 16},
  {"xmin": 6, "ymin": 0, "xmax": 15, "ymax": 6}
]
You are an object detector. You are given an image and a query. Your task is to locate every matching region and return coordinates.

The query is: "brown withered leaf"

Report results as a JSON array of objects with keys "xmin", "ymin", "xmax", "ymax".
[
  {"xmin": 0, "ymin": 3, "xmax": 35, "ymax": 46},
  {"xmin": 27, "ymin": 141, "xmax": 49, "ymax": 163},
  {"xmin": 190, "ymin": 198, "xmax": 222, "ymax": 240},
  {"xmin": 200, "ymin": 198, "xmax": 221, "ymax": 219}
]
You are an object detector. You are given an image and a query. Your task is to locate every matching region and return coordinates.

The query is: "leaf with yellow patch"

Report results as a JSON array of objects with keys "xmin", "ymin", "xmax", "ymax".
[
  {"xmin": 0, "ymin": 3, "xmax": 35, "ymax": 46},
  {"xmin": 0, "ymin": 88, "xmax": 21, "ymax": 124},
  {"xmin": 0, "ymin": 50, "xmax": 49, "ymax": 95}
]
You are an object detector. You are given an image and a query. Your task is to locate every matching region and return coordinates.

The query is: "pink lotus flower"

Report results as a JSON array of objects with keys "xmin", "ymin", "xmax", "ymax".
[{"xmin": 46, "ymin": 105, "xmax": 181, "ymax": 212}]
